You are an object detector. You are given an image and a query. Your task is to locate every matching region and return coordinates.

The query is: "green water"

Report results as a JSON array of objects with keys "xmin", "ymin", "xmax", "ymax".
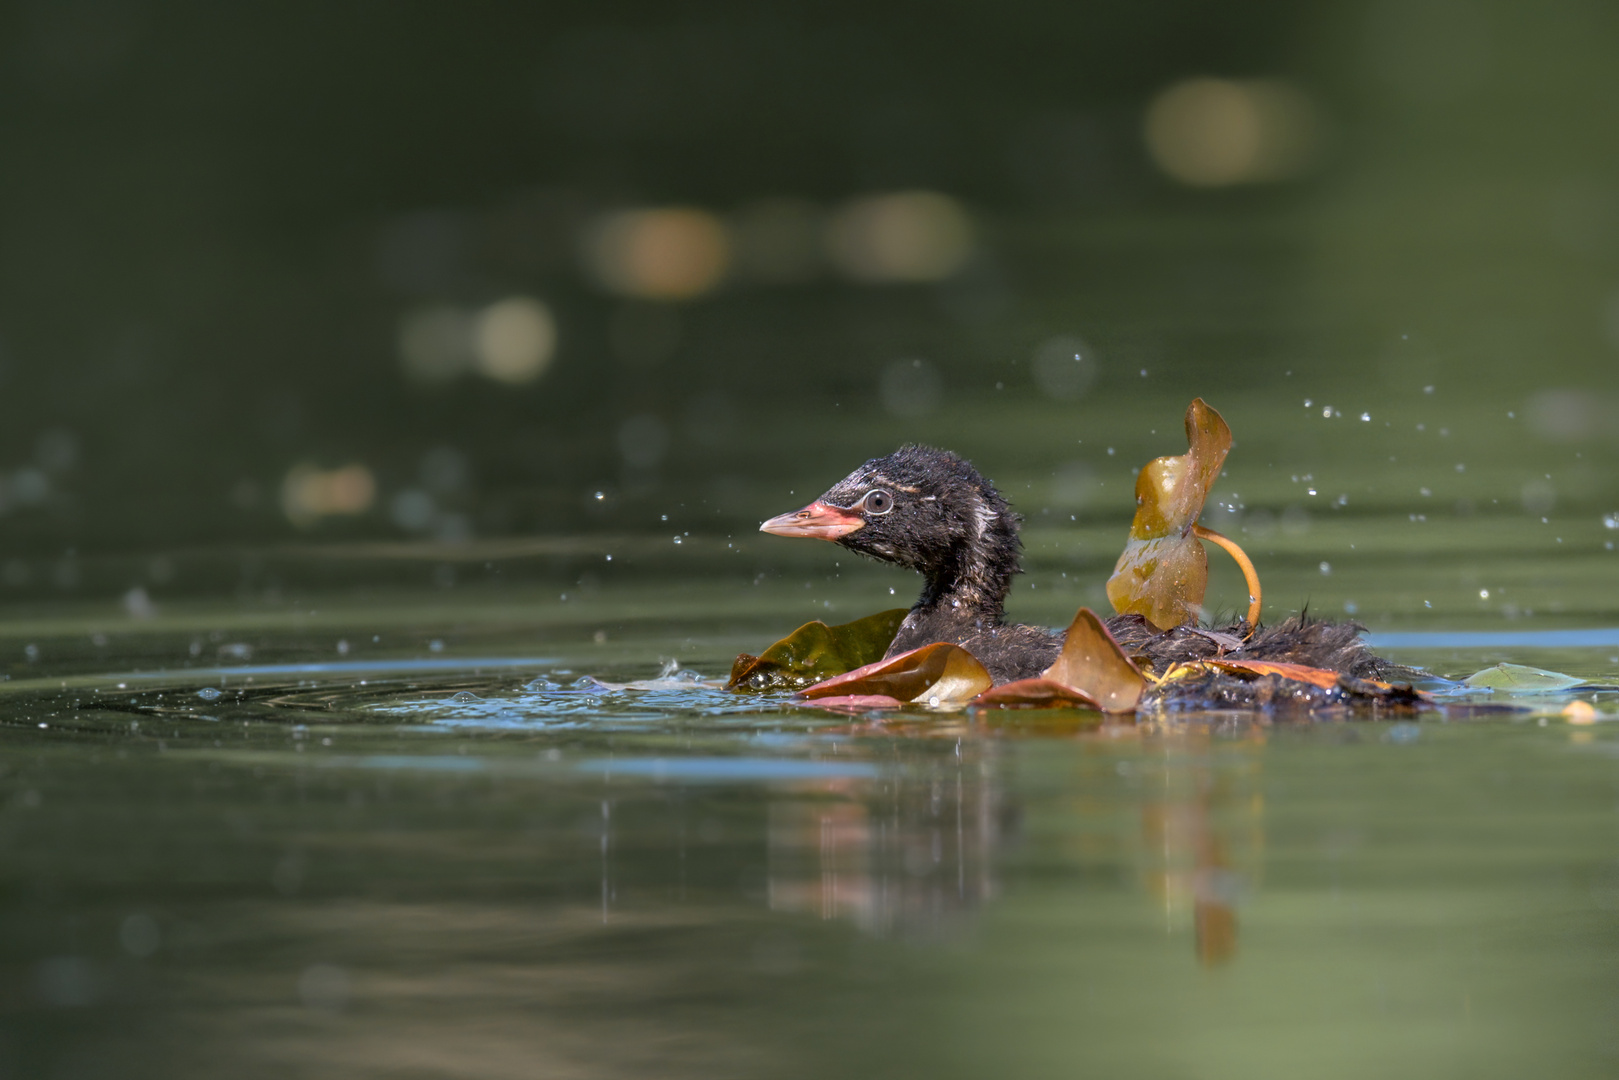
[{"xmin": 5, "ymin": 495, "xmax": 1619, "ymax": 1078}]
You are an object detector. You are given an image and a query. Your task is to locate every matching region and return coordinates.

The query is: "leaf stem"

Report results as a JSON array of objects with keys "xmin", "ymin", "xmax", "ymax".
[{"xmin": 1191, "ymin": 524, "xmax": 1262, "ymax": 632}]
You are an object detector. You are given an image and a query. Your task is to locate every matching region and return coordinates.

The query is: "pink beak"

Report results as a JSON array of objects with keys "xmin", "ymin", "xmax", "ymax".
[{"xmin": 759, "ymin": 501, "xmax": 865, "ymax": 540}]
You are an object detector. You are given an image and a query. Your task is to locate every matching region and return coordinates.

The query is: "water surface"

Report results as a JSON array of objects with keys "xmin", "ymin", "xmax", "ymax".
[{"xmin": 5, "ymin": 513, "xmax": 1619, "ymax": 1079}]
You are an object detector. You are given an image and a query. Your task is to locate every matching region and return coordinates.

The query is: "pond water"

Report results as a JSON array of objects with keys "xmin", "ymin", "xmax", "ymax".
[{"xmin": 6, "ymin": 444, "xmax": 1619, "ymax": 1079}]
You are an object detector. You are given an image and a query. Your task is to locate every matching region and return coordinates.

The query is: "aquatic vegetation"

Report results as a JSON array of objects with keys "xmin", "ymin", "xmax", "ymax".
[
  {"xmin": 801, "ymin": 641, "xmax": 993, "ymax": 709},
  {"xmin": 728, "ymin": 608, "xmax": 908, "ymax": 691},
  {"xmin": 974, "ymin": 608, "xmax": 1146, "ymax": 713},
  {"xmin": 1106, "ymin": 398, "xmax": 1261, "ymax": 631}
]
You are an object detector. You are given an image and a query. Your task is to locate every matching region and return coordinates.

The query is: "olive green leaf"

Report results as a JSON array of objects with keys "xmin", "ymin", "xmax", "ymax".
[{"xmin": 728, "ymin": 608, "xmax": 909, "ymax": 692}]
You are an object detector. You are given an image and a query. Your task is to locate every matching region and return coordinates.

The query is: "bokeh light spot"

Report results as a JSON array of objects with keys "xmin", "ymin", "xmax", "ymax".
[
  {"xmin": 473, "ymin": 297, "xmax": 556, "ymax": 383},
  {"xmin": 827, "ymin": 192, "xmax": 973, "ymax": 283},
  {"xmin": 1144, "ymin": 78, "xmax": 1322, "ymax": 187},
  {"xmin": 584, "ymin": 209, "xmax": 730, "ymax": 300},
  {"xmin": 281, "ymin": 464, "xmax": 377, "ymax": 527}
]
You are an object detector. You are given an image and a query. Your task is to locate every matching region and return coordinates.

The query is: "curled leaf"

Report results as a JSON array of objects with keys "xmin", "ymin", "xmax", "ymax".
[
  {"xmin": 973, "ymin": 608, "xmax": 1146, "ymax": 714},
  {"xmin": 1106, "ymin": 398, "xmax": 1232, "ymax": 630},
  {"xmin": 800, "ymin": 643, "xmax": 993, "ymax": 708},
  {"xmin": 728, "ymin": 608, "xmax": 909, "ymax": 692}
]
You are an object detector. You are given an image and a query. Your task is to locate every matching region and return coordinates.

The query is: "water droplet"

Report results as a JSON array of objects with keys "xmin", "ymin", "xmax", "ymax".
[
  {"xmin": 450, "ymin": 691, "xmax": 480, "ymax": 703},
  {"xmin": 196, "ymin": 687, "xmax": 222, "ymax": 701},
  {"xmin": 1319, "ymin": 561, "xmax": 1331, "ymax": 575}
]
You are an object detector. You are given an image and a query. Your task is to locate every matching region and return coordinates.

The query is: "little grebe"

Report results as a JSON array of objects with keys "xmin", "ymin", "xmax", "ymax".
[{"xmin": 761, "ymin": 445, "xmax": 1400, "ymax": 692}]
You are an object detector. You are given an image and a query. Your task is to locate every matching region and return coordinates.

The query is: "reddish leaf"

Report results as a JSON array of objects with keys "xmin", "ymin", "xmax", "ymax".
[
  {"xmin": 801, "ymin": 642, "xmax": 993, "ymax": 707},
  {"xmin": 1106, "ymin": 398, "xmax": 1233, "ymax": 630},
  {"xmin": 728, "ymin": 608, "xmax": 909, "ymax": 692},
  {"xmin": 973, "ymin": 608, "xmax": 1146, "ymax": 714},
  {"xmin": 1206, "ymin": 658, "xmax": 1341, "ymax": 689},
  {"xmin": 1046, "ymin": 608, "xmax": 1149, "ymax": 712}
]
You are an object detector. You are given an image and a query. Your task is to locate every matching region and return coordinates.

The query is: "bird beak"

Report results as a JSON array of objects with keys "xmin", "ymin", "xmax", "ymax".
[{"xmin": 759, "ymin": 501, "xmax": 865, "ymax": 540}]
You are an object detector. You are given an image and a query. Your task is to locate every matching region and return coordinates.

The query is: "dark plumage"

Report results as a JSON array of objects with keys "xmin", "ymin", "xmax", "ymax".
[
  {"xmin": 762, "ymin": 445, "xmax": 1410, "ymax": 706},
  {"xmin": 796, "ymin": 445, "xmax": 1058, "ymax": 683}
]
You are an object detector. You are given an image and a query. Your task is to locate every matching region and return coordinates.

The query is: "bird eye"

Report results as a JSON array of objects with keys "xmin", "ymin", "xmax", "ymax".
[{"xmin": 863, "ymin": 490, "xmax": 893, "ymax": 514}]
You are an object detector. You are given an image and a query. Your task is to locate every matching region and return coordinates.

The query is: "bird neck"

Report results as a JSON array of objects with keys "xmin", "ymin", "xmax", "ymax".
[{"xmin": 913, "ymin": 530, "xmax": 1018, "ymax": 628}]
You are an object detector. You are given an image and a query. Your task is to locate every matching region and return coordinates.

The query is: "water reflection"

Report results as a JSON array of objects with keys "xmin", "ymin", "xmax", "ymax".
[
  {"xmin": 1130, "ymin": 732, "xmax": 1265, "ymax": 966},
  {"xmin": 756, "ymin": 724, "xmax": 1268, "ymax": 967},
  {"xmin": 766, "ymin": 761, "xmax": 1001, "ymax": 937}
]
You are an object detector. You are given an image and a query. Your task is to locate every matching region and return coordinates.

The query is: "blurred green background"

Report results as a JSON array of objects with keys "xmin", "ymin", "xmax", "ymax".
[{"xmin": 1, "ymin": 0, "xmax": 1615, "ymax": 575}]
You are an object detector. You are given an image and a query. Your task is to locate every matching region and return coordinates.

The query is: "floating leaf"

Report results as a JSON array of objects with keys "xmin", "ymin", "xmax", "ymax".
[
  {"xmin": 728, "ymin": 608, "xmax": 909, "ymax": 692},
  {"xmin": 800, "ymin": 642, "xmax": 993, "ymax": 708},
  {"xmin": 1106, "ymin": 398, "xmax": 1233, "ymax": 631},
  {"xmin": 973, "ymin": 608, "xmax": 1146, "ymax": 713},
  {"xmin": 1463, "ymin": 663, "xmax": 1585, "ymax": 693}
]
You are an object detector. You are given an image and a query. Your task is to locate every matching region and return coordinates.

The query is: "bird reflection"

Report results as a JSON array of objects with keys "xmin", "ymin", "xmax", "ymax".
[
  {"xmin": 764, "ymin": 753, "xmax": 1006, "ymax": 937},
  {"xmin": 762, "ymin": 725, "xmax": 1265, "ymax": 965},
  {"xmin": 1133, "ymin": 728, "xmax": 1265, "ymax": 966}
]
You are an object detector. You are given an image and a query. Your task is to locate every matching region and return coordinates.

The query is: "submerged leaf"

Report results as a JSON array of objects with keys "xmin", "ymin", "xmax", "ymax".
[
  {"xmin": 1463, "ymin": 663, "xmax": 1586, "ymax": 693},
  {"xmin": 798, "ymin": 693, "xmax": 910, "ymax": 713},
  {"xmin": 973, "ymin": 608, "xmax": 1146, "ymax": 713},
  {"xmin": 728, "ymin": 608, "xmax": 909, "ymax": 692},
  {"xmin": 1106, "ymin": 398, "xmax": 1233, "ymax": 630},
  {"xmin": 800, "ymin": 643, "xmax": 993, "ymax": 707}
]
